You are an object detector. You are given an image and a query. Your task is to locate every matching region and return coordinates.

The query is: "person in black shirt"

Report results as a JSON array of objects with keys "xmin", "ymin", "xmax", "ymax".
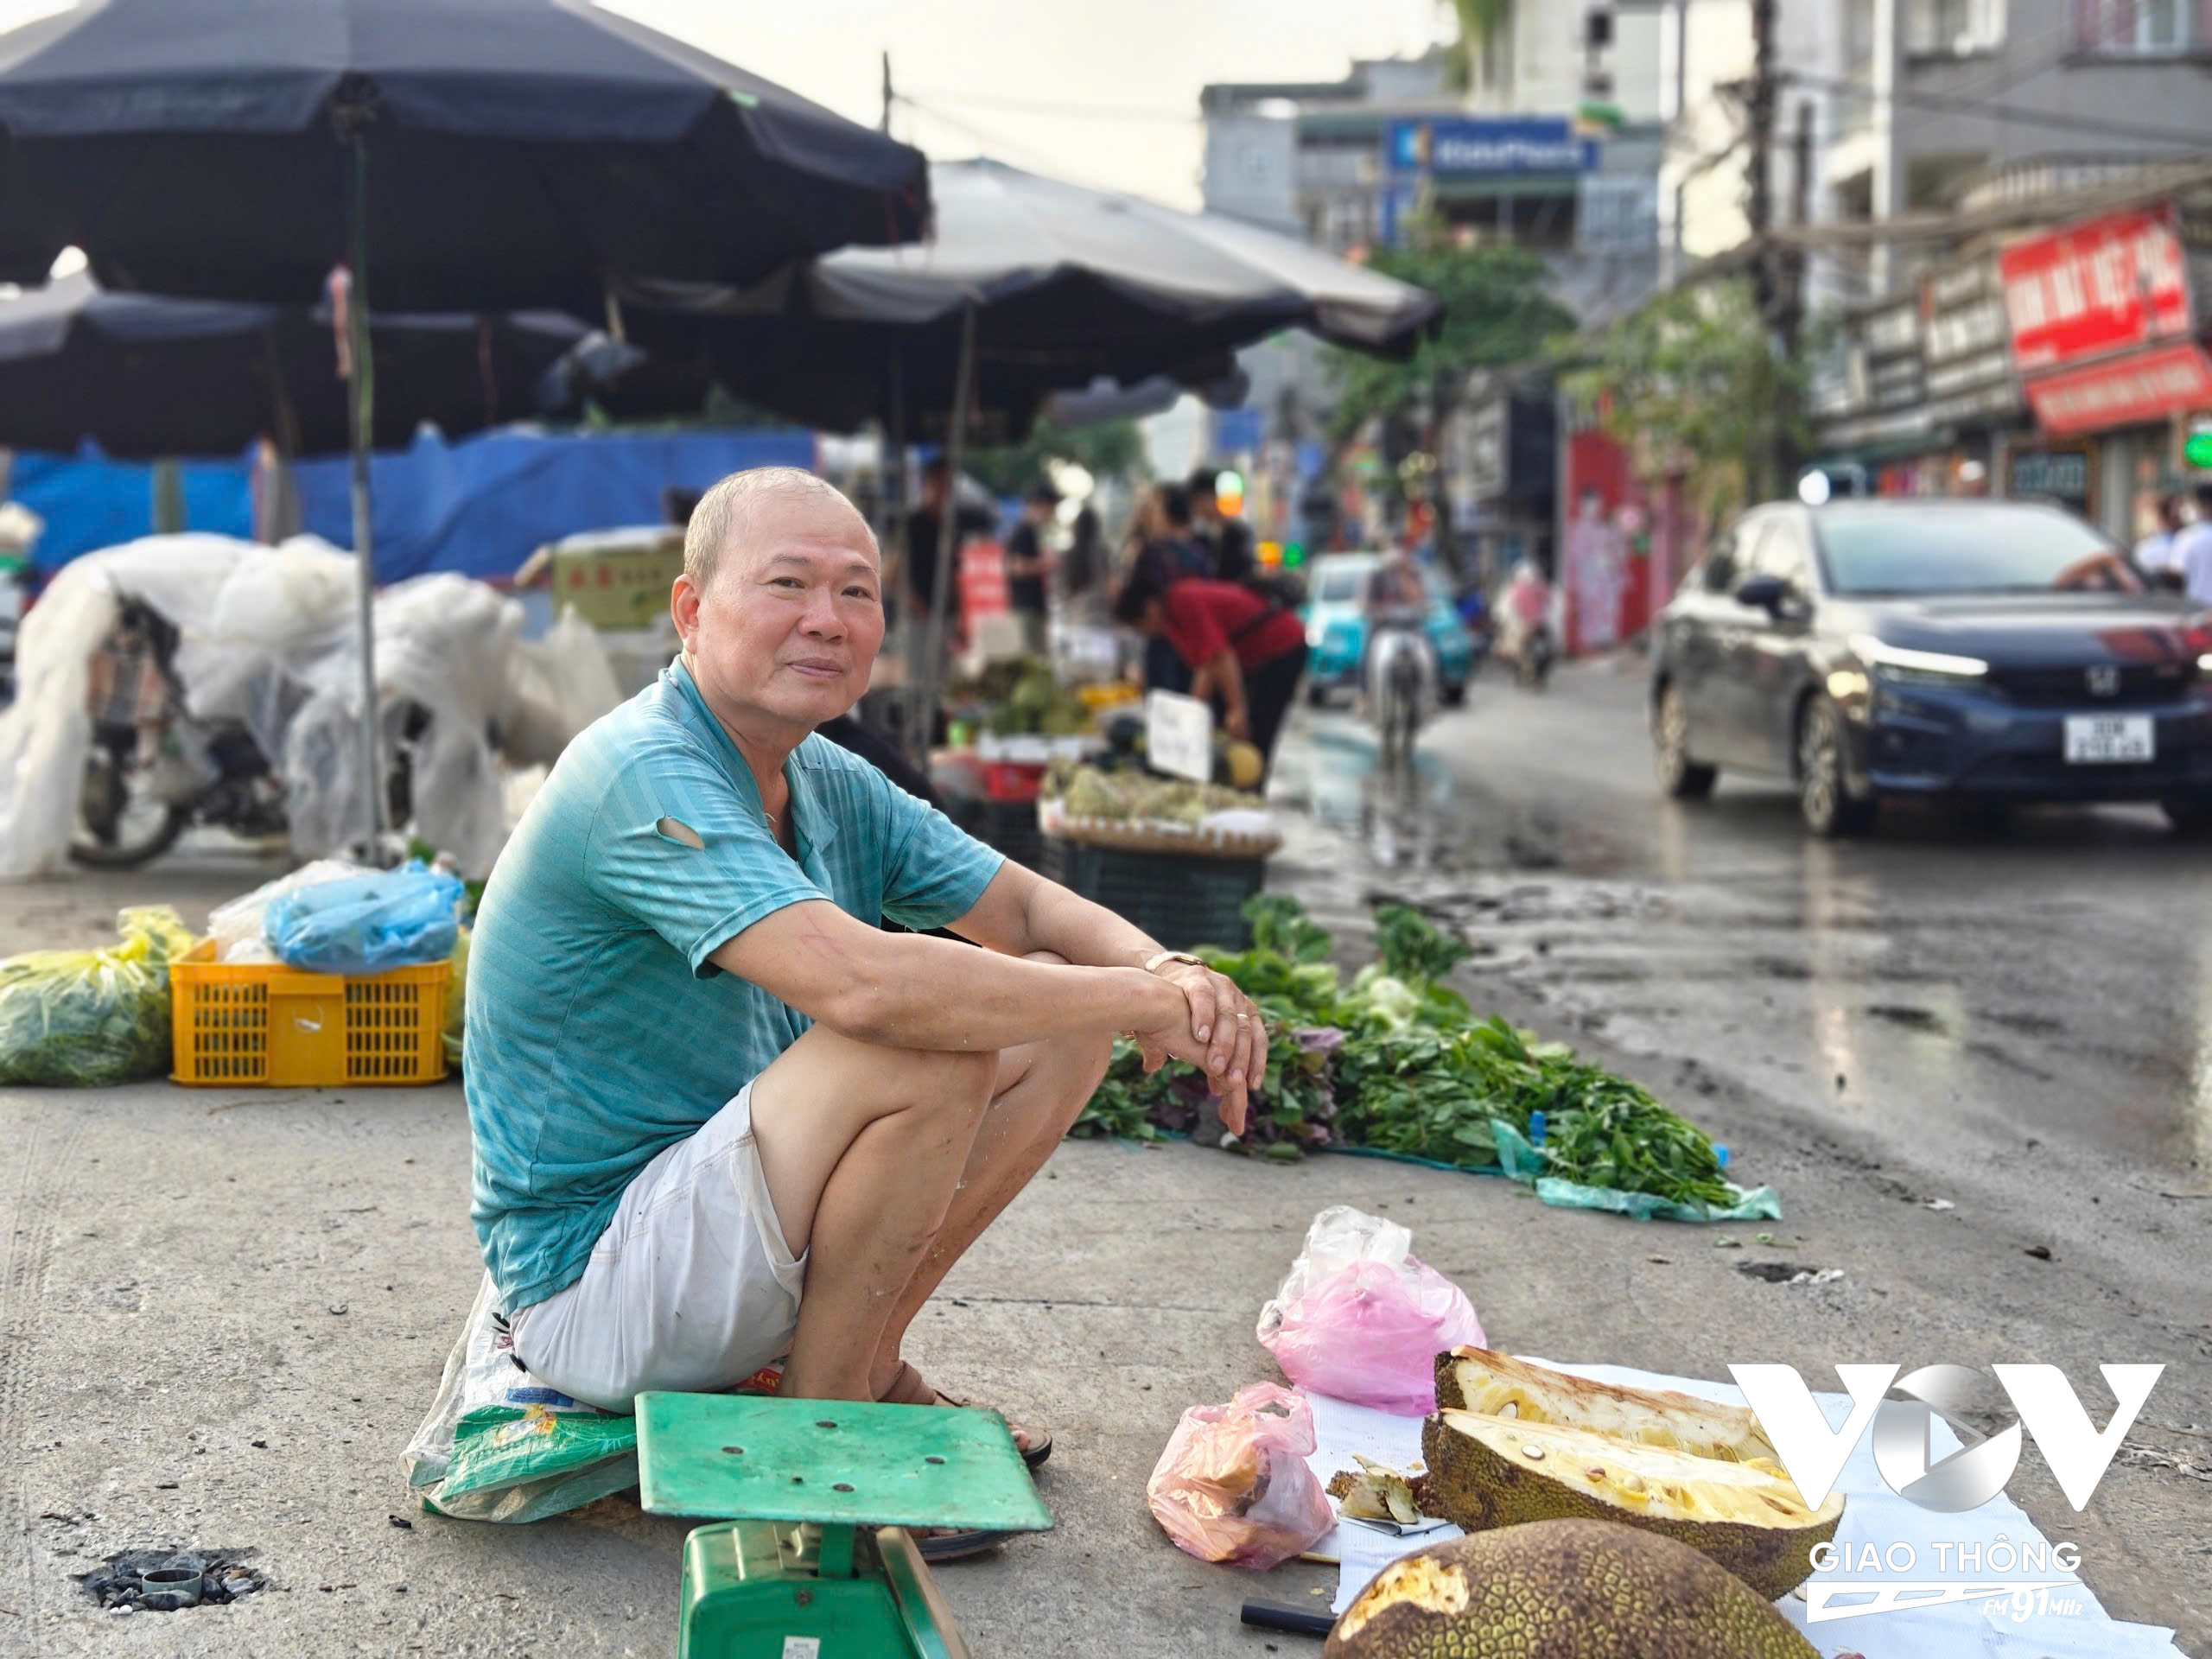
[
  {"xmin": 1126, "ymin": 484, "xmax": 1209, "ymax": 694},
  {"xmin": 899, "ymin": 459, "xmax": 997, "ymax": 625},
  {"xmin": 1188, "ymin": 464, "xmax": 1256, "ymax": 584},
  {"xmin": 1004, "ymin": 482, "xmax": 1057, "ymax": 654}
]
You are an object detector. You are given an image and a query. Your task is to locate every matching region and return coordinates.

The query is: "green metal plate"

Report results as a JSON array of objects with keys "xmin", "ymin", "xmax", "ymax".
[{"xmin": 635, "ymin": 1392, "xmax": 1053, "ymax": 1533}]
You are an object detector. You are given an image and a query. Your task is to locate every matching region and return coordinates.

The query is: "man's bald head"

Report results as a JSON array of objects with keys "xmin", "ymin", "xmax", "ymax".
[{"xmin": 683, "ymin": 467, "xmax": 876, "ymax": 594}]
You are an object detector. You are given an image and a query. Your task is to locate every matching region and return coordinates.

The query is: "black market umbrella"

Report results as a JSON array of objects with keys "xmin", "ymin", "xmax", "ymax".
[
  {"xmin": 0, "ymin": 271, "xmax": 597, "ymax": 458},
  {"xmin": 0, "ymin": 0, "xmax": 930, "ymax": 850},
  {"xmin": 621, "ymin": 157, "xmax": 1439, "ymax": 437},
  {"xmin": 619, "ymin": 156, "xmax": 1440, "ymax": 750}
]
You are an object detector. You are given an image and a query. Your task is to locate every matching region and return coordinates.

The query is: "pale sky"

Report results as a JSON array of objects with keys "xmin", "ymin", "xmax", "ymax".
[{"xmin": 609, "ymin": 0, "xmax": 1452, "ymax": 209}]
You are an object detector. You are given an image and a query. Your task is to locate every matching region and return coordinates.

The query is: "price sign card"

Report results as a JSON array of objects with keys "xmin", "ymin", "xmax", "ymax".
[{"xmin": 1145, "ymin": 689, "xmax": 1213, "ymax": 783}]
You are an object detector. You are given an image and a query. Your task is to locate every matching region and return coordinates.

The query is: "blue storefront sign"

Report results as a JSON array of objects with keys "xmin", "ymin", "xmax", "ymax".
[{"xmin": 1388, "ymin": 117, "xmax": 1595, "ymax": 177}]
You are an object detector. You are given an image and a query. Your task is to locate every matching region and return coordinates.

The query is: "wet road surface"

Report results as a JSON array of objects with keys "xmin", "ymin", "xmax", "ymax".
[{"xmin": 1272, "ymin": 657, "xmax": 2212, "ymax": 1185}]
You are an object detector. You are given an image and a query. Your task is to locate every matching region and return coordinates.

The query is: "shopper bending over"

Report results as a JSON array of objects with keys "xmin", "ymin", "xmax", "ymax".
[
  {"xmin": 1114, "ymin": 571, "xmax": 1309, "ymax": 776},
  {"xmin": 466, "ymin": 467, "xmax": 1262, "ymax": 1483}
]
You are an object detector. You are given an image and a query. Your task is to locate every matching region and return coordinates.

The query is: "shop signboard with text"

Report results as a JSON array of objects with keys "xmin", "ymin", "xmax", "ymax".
[
  {"xmin": 1387, "ymin": 117, "xmax": 1596, "ymax": 178},
  {"xmin": 2022, "ymin": 341, "xmax": 2212, "ymax": 437},
  {"xmin": 1999, "ymin": 205, "xmax": 2192, "ymax": 375}
]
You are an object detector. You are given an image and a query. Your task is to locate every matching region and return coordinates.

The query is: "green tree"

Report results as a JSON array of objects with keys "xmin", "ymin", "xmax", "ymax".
[
  {"xmin": 963, "ymin": 414, "xmax": 1147, "ymax": 499},
  {"xmin": 1560, "ymin": 279, "xmax": 1808, "ymax": 524},
  {"xmin": 1442, "ymin": 0, "xmax": 1511, "ymax": 92},
  {"xmin": 1325, "ymin": 232, "xmax": 1575, "ymax": 567}
]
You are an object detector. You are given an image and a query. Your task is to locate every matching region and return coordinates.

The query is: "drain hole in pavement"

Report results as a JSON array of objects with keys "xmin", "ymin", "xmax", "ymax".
[
  {"xmin": 1866, "ymin": 1004, "xmax": 1947, "ymax": 1033},
  {"xmin": 79, "ymin": 1548, "xmax": 267, "ymax": 1613},
  {"xmin": 1738, "ymin": 1262, "xmax": 1821, "ymax": 1283}
]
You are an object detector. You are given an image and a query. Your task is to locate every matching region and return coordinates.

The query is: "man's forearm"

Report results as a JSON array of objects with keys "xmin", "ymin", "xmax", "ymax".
[
  {"xmin": 848, "ymin": 928, "xmax": 1180, "ymax": 1051},
  {"xmin": 1016, "ymin": 874, "xmax": 1168, "ymax": 974}
]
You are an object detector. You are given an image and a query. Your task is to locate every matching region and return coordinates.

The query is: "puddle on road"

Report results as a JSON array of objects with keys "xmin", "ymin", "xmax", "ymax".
[{"xmin": 1273, "ymin": 716, "xmax": 1627, "ymax": 878}]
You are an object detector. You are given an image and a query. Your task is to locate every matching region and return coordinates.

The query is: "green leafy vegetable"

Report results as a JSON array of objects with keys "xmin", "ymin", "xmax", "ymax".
[
  {"xmin": 1244, "ymin": 893, "xmax": 1335, "ymax": 963},
  {"xmin": 0, "ymin": 906, "xmax": 195, "ymax": 1086},
  {"xmin": 1075, "ymin": 893, "xmax": 1746, "ymax": 1211},
  {"xmin": 1371, "ymin": 903, "xmax": 1471, "ymax": 982}
]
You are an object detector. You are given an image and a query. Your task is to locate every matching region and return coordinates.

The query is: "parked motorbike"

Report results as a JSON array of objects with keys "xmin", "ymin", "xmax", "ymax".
[
  {"xmin": 72, "ymin": 593, "xmax": 421, "ymax": 868},
  {"xmin": 1365, "ymin": 608, "xmax": 1435, "ymax": 768}
]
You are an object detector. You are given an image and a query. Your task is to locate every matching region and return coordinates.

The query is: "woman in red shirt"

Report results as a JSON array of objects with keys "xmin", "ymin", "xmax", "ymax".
[{"xmin": 1114, "ymin": 573, "xmax": 1309, "ymax": 772}]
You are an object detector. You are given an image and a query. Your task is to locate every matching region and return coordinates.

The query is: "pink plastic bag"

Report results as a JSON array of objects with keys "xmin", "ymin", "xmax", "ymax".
[
  {"xmin": 1145, "ymin": 1382, "xmax": 1334, "ymax": 1570},
  {"xmin": 1255, "ymin": 1205, "xmax": 1484, "ymax": 1415}
]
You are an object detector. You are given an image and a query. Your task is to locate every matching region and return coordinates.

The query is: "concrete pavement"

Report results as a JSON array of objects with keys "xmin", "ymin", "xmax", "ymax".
[{"xmin": 1, "ymin": 707, "xmax": 2208, "ymax": 1656}]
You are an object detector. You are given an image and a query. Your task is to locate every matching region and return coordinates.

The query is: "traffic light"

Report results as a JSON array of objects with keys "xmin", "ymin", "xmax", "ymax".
[
  {"xmin": 1282, "ymin": 542, "xmax": 1305, "ymax": 568},
  {"xmin": 1216, "ymin": 467, "xmax": 1246, "ymax": 515},
  {"xmin": 2185, "ymin": 417, "xmax": 2212, "ymax": 471}
]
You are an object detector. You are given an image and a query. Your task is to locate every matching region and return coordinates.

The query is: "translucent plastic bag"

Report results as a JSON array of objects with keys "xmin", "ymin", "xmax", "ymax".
[
  {"xmin": 0, "ymin": 906, "xmax": 195, "ymax": 1085},
  {"xmin": 207, "ymin": 859, "xmax": 372, "ymax": 963},
  {"xmin": 1146, "ymin": 1382, "xmax": 1333, "ymax": 1570},
  {"xmin": 264, "ymin": 860, "xmax": 464, "ymax": 976},
  {"xmin": 1256, "ymin": 1205, "xmax": 1484, "ymax": 1416}
]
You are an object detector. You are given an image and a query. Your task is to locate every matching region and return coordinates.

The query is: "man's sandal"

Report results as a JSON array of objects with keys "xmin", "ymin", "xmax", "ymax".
[
  {"xmin": 884, "ymin": 1361, "xmax": 1053, "ymax": 1470},
  {"xmin": 914, "ymin": 1526, "xmax": 1007, "ymax": 1563},
  {"xmin": 930, "ymin": 1387, "xmax": 1053, "ymax": 1471}
]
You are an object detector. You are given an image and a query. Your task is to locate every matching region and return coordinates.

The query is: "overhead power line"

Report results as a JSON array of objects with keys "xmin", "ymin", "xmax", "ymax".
[
  {"xmin": 1783, "ymin": 68, "xmax": 2211, "ymax": 149},
  {"xmin": 903, "ymin": 87, "xmax": 1195, "ymax": 124}
]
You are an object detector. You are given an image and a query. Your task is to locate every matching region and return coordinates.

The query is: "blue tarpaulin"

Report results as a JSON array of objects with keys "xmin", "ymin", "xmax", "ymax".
[
  {"xmin": 11, "ymin": 445, "xmax": 252, "ymax": 563},
  {"xmin": 289, "ymin": 427, "xmax": 817, "ymax": 582},
  {"xmin": 12, "ymin": 426, "xmax": 817, "ymax": 580}
]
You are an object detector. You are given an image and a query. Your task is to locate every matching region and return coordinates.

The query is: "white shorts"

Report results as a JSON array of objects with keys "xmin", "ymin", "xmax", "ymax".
[{"xmin": 508, "ymin": 1084, "xmax": 806, "ymax": 1414}]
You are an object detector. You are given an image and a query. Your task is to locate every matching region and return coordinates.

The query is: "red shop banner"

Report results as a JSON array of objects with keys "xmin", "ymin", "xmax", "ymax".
[
  {"xmin": 2021, "ymin": 341, "xmax": 2212, "ymax": 437},
  {"xmin": 1999, "ymin": 203, "xmax": 2191, "ymax": 375},
  {"xmin": 1560, "ymin": 431, "xmax": 1652, "ymax": 658}
]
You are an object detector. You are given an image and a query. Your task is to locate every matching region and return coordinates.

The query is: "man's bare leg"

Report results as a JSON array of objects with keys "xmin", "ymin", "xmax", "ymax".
[
  {"xmin": 865, "ymin": 1027, "xmax": 1109, "ymax": 1403},
  {"xmin": 747, "ymin": 1027, "xmax": 1001, "ymax": 1401}
]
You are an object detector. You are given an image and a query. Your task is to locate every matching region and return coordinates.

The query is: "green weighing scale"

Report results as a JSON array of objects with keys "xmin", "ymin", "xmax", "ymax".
[{"xmin": 636, "ymin": 1390, "xmax": 1053, "ymax": 1658}]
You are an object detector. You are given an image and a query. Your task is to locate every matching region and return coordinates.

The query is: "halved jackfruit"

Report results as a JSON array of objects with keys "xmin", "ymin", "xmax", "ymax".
[
  {"xmin": 1434, "ymin": 1347, "xmax": 1779, "ymax": 1464},
  {"xmin": 1421, "ymin": 1410, "xmax": 1841, "ymax": 1600}
]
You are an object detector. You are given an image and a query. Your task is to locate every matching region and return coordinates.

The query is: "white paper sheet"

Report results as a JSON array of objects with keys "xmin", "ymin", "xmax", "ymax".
[{"xmin": 1300, "ymin": 1361, "xmax": 2183, "ymax": 1656}]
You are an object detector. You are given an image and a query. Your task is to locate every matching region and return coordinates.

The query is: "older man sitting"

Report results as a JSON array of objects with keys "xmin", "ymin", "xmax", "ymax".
[{"xmin": 465, "ymin": 468, "xmax": 1261, "ymax": 1524}]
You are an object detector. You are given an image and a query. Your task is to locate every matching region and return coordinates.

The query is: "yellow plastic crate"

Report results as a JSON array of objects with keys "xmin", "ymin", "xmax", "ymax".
[{"xmin": 169, "ymin": 939, "xmax": 451, "ymax": 1087}]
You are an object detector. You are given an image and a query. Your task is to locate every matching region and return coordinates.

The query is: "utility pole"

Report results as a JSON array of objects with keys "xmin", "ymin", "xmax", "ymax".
[
  {"xmin": 1780, "ymin": 99, "xmax": 1813, "ymax": 360},
  {"xmin": 1746, "ymin": 0, "xmax": 1791, "ymax": 497},
  {"xmin": 1747, "ymin": 0, "xmax": 1778, "ymax": 328},
  {"xmin": 880, "ymin": 50, "xmax": 893, "ymax": 135}
]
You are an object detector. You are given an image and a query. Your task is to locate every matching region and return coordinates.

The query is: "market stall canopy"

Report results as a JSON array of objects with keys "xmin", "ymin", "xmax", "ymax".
[
  {"xmin": 0, "ymin": 0, "xmax": 931, "ymax": 310},
  {"xmin": 0, "ymin": 271, "xmax": 597, "ymax": 458},
  {"xmin": 617, "ymin": 157, "xmax": 1441, "ymax": 435}
]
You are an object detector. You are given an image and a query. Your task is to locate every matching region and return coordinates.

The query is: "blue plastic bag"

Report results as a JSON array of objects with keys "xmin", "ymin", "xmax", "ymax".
[{"xmin": 264, "ymin": 861, "xmax": 464, "ymax": 977}]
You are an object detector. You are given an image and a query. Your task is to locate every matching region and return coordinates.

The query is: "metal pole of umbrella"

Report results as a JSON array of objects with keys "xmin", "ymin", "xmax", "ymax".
[
  {"xmin": 912, "ymin": 304, "xmax": 976, "ymax": 763},
  {"xmin": 343, "ymin": 123, "xmax": 383, "ymax": 857},
  {"xmin": 880, "ymin": 341, "xmax": 909, "ymax": 750}
]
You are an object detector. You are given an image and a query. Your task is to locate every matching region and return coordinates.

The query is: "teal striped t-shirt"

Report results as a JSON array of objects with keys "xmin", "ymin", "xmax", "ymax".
[{"xmin": 466, "ymin": 660, "xmax": 1003, "ymax": 1314}]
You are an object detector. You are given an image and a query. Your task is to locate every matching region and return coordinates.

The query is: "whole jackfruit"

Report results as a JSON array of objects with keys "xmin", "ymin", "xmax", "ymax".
[
  {"xmin": 1323, "ymin": 1520, "xmax": 1820, "ymax": 1659},
  {"xmin": 1421, "ymin": 1409, "xmax": 1840, "ymax": 1601}
]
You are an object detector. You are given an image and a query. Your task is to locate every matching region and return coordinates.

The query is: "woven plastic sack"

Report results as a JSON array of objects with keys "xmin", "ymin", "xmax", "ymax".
[
  {"xmin": 400, "ymin": 1274, "xmax": 639, "ymax": 1525},
  {"xmin": 1256, "ymin": 1205, "xmax": 1484, "ymax": 1415},
  {"xmin": 0, "ymin": 906, "xmax": 194, "ymax": 1085},
  {"xmin": 1146, "ymin": 1382, "xmax": 1332, "ymax": 1569}
]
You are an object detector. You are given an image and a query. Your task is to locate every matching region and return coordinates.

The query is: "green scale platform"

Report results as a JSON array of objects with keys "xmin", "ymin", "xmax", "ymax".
[{"xmin": 636, "ymin": 1391, "xmax": 1053, "ymax": 1659}]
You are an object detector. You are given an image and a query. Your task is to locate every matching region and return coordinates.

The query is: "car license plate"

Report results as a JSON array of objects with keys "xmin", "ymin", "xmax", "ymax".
[{"xmin": 2063, "ymin": 714, "xmax": 2154, "ymax": 764}]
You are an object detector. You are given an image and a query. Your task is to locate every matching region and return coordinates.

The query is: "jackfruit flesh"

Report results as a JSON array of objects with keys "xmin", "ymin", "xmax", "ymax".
[
  {"xmin": 1323, "ymin": 1519, "xmax": 1821, "ymax": 1659},
  {"xmin": 1421, "ymin": 1410, "xmax": 1841, "ymax": 1601},
  {"xmin": 1434, "ymin": 1347, "xmax": 1778, "ymax": 1465}
]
